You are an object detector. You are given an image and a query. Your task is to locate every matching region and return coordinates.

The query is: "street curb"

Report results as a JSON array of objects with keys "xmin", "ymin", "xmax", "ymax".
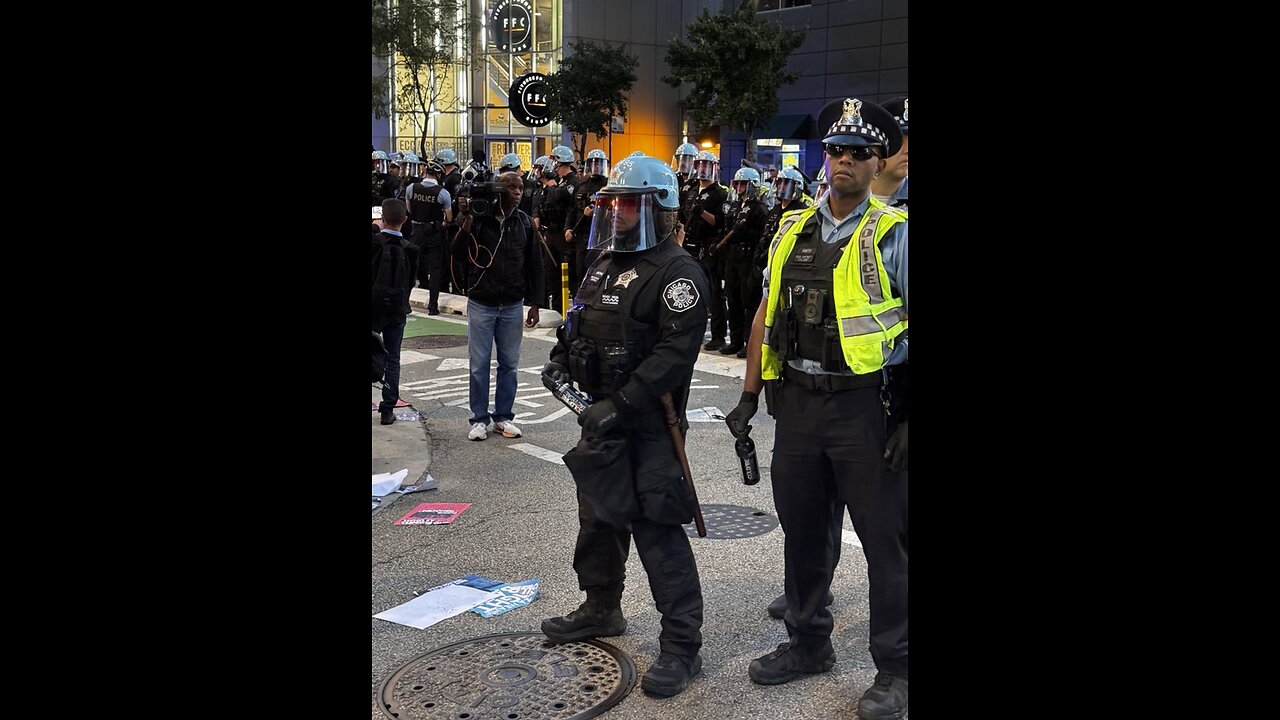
[{"xmin": 409, "ymin": 289, "xmax": 563, "ymax": 328}]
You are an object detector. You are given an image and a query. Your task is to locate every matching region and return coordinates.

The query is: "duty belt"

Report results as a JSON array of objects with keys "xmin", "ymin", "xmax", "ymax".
[{"xmin": 782, "ymin": 364, "xmax": 881, "ymax": 392}]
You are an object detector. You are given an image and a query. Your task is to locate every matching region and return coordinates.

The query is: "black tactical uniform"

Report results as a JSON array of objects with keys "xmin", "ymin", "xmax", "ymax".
[
  {"xmin": 683, "ymin": 181, "xmax": 728, "ymax": 349},
  {"xmin": 441, "ymin": 168, "xmax": 466, "ymax": 293},
  {"xmin": 715, "ymin": 194, "xmax": 768, "ymax": 354},
  {"xmin": 538, "ymin": 170, "xmax": 578, "ymax": 310},
  {"xmin": 567, "ymin": 173, "xmax": 608, "ymax": 289},
  {"xmin": 408, "ymin": 181, "xmax": 448, "ymax": 313},
  {"xmin": 544, "ymin": 238, "xmax": 710, "ymax": 686}
]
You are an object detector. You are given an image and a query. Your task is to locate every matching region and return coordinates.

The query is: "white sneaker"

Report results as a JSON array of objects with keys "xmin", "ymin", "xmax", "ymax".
[
  {"xmin": 468, "ymin": 422, "xmax": 488, "ymax": 441},
  {"xmin": 488, "ymin": 420, "xmax": 522, "ymax": 438}
]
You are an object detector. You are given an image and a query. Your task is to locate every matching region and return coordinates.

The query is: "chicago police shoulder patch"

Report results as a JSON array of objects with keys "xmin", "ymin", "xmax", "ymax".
[{"xmin": 663, "ymin": 278, "xmax": 700, "ymax": 313}]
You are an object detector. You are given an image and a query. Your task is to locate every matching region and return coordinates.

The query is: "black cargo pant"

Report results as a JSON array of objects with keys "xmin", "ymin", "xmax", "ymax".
[
  {"xmin": 771, "ymin": 379, "xmax": 908, "ymax": 678},
  {"xmin": 571, "ymin": 429, "xmax": 704, "ymax": 659},
  {"xmin": 413, "ymin": 224, "xmax": 447, "ymax": 310},
  {"xmin": 699, "ymin": 251, "xmax": 727, "ymax": 345},
  {"xmin": 722, "ymin": 244, "xmax": 760, "ymax": 347},
  {"xmin": 543, "ymin": 226, "xmax": 566, "ymax": 312}
]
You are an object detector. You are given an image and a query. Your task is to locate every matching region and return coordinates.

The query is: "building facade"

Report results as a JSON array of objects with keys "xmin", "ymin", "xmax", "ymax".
[{"xmin": 373, "ymin": 0, "xmax": 906, "ymax": 179}]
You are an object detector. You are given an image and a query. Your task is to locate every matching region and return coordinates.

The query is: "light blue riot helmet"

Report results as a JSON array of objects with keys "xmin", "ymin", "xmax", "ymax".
[
  {"xmin": 693, "ymin": 150, "xmax": 719, "ymax": 182},
  {"xmin": 672, "ymin": 142, "xmax": 699, "ymax": 176},
  {"xmin": 549, "ymin": 145, "xmax": 575, "ymax": 168},
  {"xmin": 372, "ymin": 150, "xmax": 389, "ymax": 175},
  {"xmin": 585, "ymin": 149, "xmax": 609, "ymax": 177},
  {"xmin": 587, "ymin": 153, "xmax": 681, "ymax": 253},
  {"xmin": 434, "ymin": 148, "xmax": 458, "ymax": 166},
  {"xmin": 498, "ymin": 152, "xmax": 522, "ymax": 173},
  {"xmin": 401, "ymin": 151, "xmax": 421, "ymax": 178},
  {"xmin": 774, "ymin": 167, "xmax": 806, "ymax": 200},
  {"xmin": 532, "ymin": 155, "xmax": 555, "ymax": 180},
  {"xmin": 730, "ymin": 167, "xmax": 762, "ymax": 202}
]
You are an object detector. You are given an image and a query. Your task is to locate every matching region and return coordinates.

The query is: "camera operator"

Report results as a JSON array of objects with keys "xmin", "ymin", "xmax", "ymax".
[{"xmin": 455, "ymin": 172, "xmax": 544, "ymax": 441}]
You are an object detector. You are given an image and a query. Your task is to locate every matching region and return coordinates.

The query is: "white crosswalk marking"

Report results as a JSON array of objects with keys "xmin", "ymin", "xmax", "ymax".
[
  {"xmin": 842, "ymin": 529, "xmax": 862, "ymax": 548},
  {"xmin": 508, "ymin": 443, "xmax": 566, "ymax": 465},
  {"xmin": 436, "ymin": 358, "xmax": 470, "ymax": 371},
  {"xmin": 399, "ymin": 350, "xmax": 440, "ymax": 365},
  {"xmin": 516, "ymin": 407, "xmax": 574, "ymax": 424}
]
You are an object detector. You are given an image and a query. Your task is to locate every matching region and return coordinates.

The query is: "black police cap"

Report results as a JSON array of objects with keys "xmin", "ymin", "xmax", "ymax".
[
  {"xmin": 882, "ymin": 97, "xmax": 908, "ymax": 134},
  {"xmin": 817, "ymin": 97, "xmax": 902, "ymax": 158}
]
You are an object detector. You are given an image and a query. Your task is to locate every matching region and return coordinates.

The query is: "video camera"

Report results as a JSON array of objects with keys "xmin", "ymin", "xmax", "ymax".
[{"xmin": 459, "ymin": 180, "xmax": 506, "ymax": 217}]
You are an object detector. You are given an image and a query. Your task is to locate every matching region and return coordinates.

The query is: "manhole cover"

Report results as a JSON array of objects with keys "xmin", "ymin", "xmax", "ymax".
[
  {"xmin": 378, "ymin": 632, "xmax": 636, "ymax": 720},
  {"xmin": 402, "ymin": 336, "xmax": 469, "ymax": 350},
  {"xmin": 683, "ymin": 504, "xmax": 778, "ymax": 539}
]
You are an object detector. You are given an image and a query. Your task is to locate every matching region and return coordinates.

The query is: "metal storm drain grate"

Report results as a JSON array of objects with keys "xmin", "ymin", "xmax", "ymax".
[
  {"xmin": 684, "ymin": 504, "xmax": 779, "ymax": 539},
  {"xmin": 379, "ymin": 632, "xmax": 636, "ymax": 720}
]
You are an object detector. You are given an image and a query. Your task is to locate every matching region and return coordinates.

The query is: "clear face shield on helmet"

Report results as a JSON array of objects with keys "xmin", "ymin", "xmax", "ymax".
[
  {"xmin": 586, "ymin": 192, "xmax": 676, "ymax": 253},
  {"xmin": 586, "ymin": 156, "xmax": 609, "ymax": 177},
  {"xmin": 674, "ymin": 153, "xmax": 696, "ymax": 176},
  {"xmin": 775, "ymin": 177, "xmax": 800, "ymax": 200},
  {"xmin": 730, "ymin": 179, "xmax": 758, "ymax": 202},
  {"xmin": 693, "ymin": 159, "xmax": 718, "ymax": 181},
  {"xmin": 373, "ymin": 156, "xmax": 389, "ymax": 174}
]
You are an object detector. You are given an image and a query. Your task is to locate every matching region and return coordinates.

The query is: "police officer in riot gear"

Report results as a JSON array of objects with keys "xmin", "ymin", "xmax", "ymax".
[
  {"xmin": 435, "ymin": 148, "xmax": 462, "ymax": 196},
  {"xmin": 566, "ymin": 148, "xmax": 610, "ymax": 288},
  {"xmin": 671, "ymin": 142, "xmax": 699, "ymax": 193},
  {"xmin": 529, "ymin": 155, "xmax": 562, "ymax": 311},
  {"xmin": 406, "ymin": 160, "xmax": 453, "ymax": 315},
  {"xmin": 372, "ymin": 150, "xmax": 390, "ymax": 206},
  {"xmin": 541, "ymin": 154, "xmax": 709, "ymax": 698},
  {"xmin": 537, "ymin": 145, "xmax": 578, "ymax": 305},
  {"xmin": 683, "ymin": 150, "xmax": 729, "ymax": 350},
  {"xmin": 727, "ymin": 98, "xmax": 908, "ymax": 720},
  {"xmin": 711, "ymin": 166, "xmax": 769, "ymax": 358},
  {"xmin": 398, "ymin": 151, "xmax": 422, "ymax": 201},
  {"xmin": 755, "ymin": 167, "xmax": 814, "ymax": 272}
]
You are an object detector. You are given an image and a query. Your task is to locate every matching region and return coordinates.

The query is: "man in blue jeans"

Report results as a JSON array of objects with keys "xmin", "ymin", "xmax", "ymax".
[{"xmin": 457, "ymin": 172, "xmax": 543, "ymax": 440}]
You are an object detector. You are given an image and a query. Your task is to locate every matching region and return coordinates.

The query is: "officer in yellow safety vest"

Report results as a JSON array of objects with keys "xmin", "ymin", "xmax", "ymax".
[{"xmin": 725, "ymin": 97, "xmax": 909, "ymax": 720}]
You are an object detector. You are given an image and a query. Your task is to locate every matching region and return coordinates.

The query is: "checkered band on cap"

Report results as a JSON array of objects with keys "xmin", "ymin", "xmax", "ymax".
[
  {"xmin": 826, "ymin": 120, "xmax": 888, "ymax": 146},
  {"xmin": 825, "ymin": 98, "xmax": 888, "ymax": 146}
]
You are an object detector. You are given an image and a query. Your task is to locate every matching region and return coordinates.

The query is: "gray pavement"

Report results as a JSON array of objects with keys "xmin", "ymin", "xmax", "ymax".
[{"xmin": 372, "ymin": 295, "xmax": 903, "ymax": 720}]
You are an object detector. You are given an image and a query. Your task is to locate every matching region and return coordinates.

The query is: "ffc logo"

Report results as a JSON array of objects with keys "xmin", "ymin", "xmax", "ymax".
[{"xmin": 489, "ymin": 0, "xmax": 533, "ymax": 53}]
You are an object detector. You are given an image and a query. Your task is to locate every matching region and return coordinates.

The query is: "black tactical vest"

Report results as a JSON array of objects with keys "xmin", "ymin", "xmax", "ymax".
[
  {"xmin": 563, "ymin": 246, "xmax": 685, "ymax": 397},
  {"xmin": 779, "ymin": 224, "xmax": 852, "ymax": 371},
  {"xmin": 409, "ymin": 183, "xmax": 445, "ymax": 225}
]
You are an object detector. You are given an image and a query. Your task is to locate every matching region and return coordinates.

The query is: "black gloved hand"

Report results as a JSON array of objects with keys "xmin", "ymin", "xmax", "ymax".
[
  {"xmin": 884, "ymin": 421, "xmax": 908, "ymax": 471},
  {"xmin": 725, "ymin": 391, "xmax": 758, "ymax": 438},
  {"xmin": 579, "ymin": 397, "xmax": 622, "ymax": 436},
  {"xmin": 541, "ymin": 361, "xmax": 570, "ymax": 391}
]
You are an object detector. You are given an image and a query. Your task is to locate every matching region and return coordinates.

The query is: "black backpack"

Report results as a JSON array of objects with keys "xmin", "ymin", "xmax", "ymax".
[{"xmin": 372, "ymin": 234, "xmax": 411, "ymax": 312}]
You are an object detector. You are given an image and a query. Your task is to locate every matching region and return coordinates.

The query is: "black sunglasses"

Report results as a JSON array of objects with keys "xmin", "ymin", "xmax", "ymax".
[{"xmin": 824, "ymin": 144, "xmax": 882, "ymax": 161}]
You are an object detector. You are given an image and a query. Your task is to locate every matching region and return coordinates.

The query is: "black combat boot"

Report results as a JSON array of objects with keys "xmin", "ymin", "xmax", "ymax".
[
  {"xmin": 747, "ymin": 641, "xmax": 835, "ymax": 685},
  {"xmin": 380, "ymin": 409, "xmax": 395, "ymax": 425},
  {"xmin": 856, "ymin": 672, "xmax": 908, "ymax": 720},
  {"xmin": 640, "ymin": 653, "xmax": 702, "ymax": 697},
  {"xmin": 541, "ymin": 600, "xmax": 627, "ymax": 643},
  {"xmin": 703, "ymin": 338, "xmax": 725, "ymax": 351},
  {"xmin": 766, "ymin": 590, "xmax": 835, "ymax": 620}
]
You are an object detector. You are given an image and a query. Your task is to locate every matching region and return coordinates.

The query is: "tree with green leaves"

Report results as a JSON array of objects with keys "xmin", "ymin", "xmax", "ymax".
[
  {"xmin": 371, "ymin": 0, "xmax": 471, "ymax": 157},
  {"xmin": 545, "ymin": 40, "xmax": 639, "ymax": 163},
  {"xmin": 663, "ymin": 0, "xmax": 804, "ymax": 161}
]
